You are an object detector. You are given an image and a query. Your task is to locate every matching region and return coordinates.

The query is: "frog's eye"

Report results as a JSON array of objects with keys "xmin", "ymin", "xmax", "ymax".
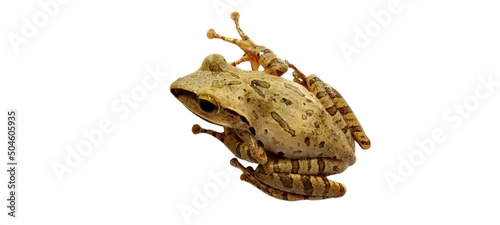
[{"xmin": 197, "ymin": 95, "xmax": 221, "ymax": 114}]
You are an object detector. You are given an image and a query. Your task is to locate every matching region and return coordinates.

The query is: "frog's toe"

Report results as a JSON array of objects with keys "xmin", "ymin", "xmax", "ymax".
[
  {"xmin": 191, "ymin": 124, "xmax": 202, "ymax": 134},
  {"xmin": 230, "ymin": 158, "xmax": 246, "ymax": 171},
  {"xmin": 206, "ymin": 29, "xmax": 217, "ymax": 39},
  {"xmin": 230, "ymin": 11, "xmax": 240, "ymax": 21}
]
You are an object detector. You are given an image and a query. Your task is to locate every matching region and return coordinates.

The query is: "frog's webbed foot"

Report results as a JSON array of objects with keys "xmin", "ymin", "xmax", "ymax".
[
  {"xmin": 192, "ymin": 124, "xmax": 267, "ymax": 164},
  {"xmin": 230, "ymin": 158, "xmax": 348, "ymax": 201}
]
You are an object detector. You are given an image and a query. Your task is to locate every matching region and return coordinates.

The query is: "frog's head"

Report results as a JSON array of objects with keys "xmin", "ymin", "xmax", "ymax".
[{"xmin": 170, "ymin": 54, "xmax": 251, "ymax": 128}]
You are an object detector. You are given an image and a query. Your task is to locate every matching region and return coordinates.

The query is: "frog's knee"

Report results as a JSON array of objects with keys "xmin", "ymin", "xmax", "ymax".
[
  {"xmin": 253, "ymin": 150, "xmax": 268, "ymax": 164},
  {"xmin": 265, "ymin": 63, "xmax": 288, "ymax": 76}
]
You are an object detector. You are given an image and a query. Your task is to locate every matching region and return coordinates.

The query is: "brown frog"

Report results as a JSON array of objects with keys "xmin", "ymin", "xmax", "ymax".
[{"xmin": 170, "ymin": 53, "xmax": 371, "ymax": 200}]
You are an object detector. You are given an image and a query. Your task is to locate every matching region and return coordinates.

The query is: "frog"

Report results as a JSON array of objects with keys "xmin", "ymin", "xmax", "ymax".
[
  {"xmin": 170, "ymin": 54, "xmax": 371, "ymax": 200},
  {"xmin": 207, "ymin": 11, "xmax": 288, "ymax": 76}
]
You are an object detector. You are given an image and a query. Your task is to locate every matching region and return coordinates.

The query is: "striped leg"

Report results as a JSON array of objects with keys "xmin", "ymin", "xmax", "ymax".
[
  {"xmin": 230, "ymin": 158, "xmax": 349, "ymax": 201},
  {"xmin": 287, "ymin": 62, "xmax": 371, "ymax": 150},
  {"xmin": 320, "ymin": 83, "xmax": 371, "ymax": 149},
  {"xmin": 192, "ymin": 124, "xmax": 267, "ymax": 164}
]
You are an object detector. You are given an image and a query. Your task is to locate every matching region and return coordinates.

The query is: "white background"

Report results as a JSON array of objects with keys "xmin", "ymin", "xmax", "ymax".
[{"xmin": 1, "ymin": 0, "xmax": 500, "ymax": 224}]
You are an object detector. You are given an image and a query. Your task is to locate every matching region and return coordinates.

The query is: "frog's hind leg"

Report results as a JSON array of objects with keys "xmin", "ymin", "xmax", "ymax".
[
  {"xmin": 230, "ymin": 158, "xmax": 348, "ymax": 200},
  {"xmin": 319, "ymin": 81, "xmax": 371, "ymax": 149},
  {"xmin": 287, "ymin": 61, "xmax": 371, "ymax": 150},
  {"xmin": 230, "ymin": 158, "xmax": 315, "ymax": 201},
  {"xmin": 192, "ymin": 124, "xmax": 267, "ymax": 164}
]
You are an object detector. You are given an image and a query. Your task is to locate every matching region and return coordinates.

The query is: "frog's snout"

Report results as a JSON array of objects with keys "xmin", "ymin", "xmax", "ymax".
[{"xmin": 170, "ymin": 88, "xmax": 195, "ymax": 100}]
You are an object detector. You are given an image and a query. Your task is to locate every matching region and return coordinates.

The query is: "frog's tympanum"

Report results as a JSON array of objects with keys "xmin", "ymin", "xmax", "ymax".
[{"xmin": 170, "ymin": 53, "xmax": 371, "ymax": 200}]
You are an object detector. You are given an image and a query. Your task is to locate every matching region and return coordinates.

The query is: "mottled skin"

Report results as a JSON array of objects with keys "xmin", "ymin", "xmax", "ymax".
[
  {"xmin": 170, "ymin": 54, "xmax": 370, "ymax": 200},
  {"xmin": 207, "ymin": 12, "xmax": 288, "ymax": 76}
]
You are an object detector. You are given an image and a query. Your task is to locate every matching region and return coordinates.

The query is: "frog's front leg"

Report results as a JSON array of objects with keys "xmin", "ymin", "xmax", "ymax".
[
  {"xmin": 230, "ymin": 157, "xmax": 349, "ymax": 201},
  {"xmin": 192, "ymin": 124, "xmax": 267, "ymax": 164},
  {"xmin": 286, "ymin": 61, "xmax": 371, "ymax": 150}
]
